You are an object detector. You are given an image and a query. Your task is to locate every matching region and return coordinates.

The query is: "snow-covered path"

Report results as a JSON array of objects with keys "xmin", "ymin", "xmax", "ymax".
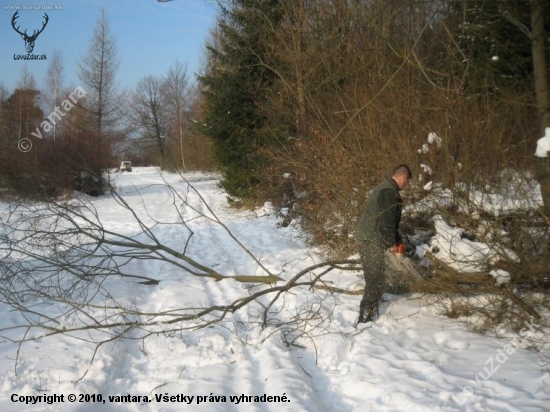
[{"xmin": 0, "ymin": 168, "xmax": 548, "ymax": 411}]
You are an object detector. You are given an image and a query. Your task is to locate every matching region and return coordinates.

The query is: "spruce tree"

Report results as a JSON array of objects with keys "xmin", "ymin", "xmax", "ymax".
[
  {"xmin": 199, "ymin": 0, "xmax": 282, "ymax": 199},
  {"xmin": 459, "ymin": 0, "xmax": 540, "ymax": 92}
]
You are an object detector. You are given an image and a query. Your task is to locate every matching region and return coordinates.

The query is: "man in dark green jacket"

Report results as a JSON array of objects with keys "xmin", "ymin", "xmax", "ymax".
[{"xmin": 355, "ymin": 164, "xmax": 412, "ymax": 324}]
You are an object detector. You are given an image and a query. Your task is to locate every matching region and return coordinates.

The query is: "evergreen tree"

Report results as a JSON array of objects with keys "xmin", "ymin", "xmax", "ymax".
[
  {"xmin": 459, "ymin": 0, "xmax": 544, "ymax": 92},
  {"xmin": 199, "ymin": 0, "xmax": 283, "ymax": 199}
]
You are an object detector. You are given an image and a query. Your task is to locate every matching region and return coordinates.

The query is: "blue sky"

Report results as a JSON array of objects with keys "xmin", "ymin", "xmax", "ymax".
[{"xmin": 0, "ymin": 0, "xmax": 218, "ymax": 93}]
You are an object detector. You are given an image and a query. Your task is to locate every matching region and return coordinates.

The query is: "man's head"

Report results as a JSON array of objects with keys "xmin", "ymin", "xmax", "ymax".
[{"xmin": 391, "ymin": 164, "xmax": 412, "ymax": 190}]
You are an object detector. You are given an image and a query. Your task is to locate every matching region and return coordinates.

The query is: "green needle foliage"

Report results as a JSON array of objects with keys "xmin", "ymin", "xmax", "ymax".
[{"xmin": 199, "ymin": 0, "xmax": 283, "ymax": 199}]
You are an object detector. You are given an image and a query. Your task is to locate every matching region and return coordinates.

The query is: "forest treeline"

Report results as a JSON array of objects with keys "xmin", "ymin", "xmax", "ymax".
[
  {"xmin": 1, "ymin": 0, "xmax": 548, "ymax": 255},
  {"xmin": 199, "ymin": 0, "xmax": 549, "ymax": 256},
  {"xmin": 0, "ymin": 8, "xmax": 215, "ymax": 199}
]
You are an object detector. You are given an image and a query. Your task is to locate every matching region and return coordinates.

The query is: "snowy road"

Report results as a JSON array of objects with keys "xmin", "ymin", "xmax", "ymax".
[{"xmin": 0, "ymin": 168, "xmax": 548, "ymax": 411}]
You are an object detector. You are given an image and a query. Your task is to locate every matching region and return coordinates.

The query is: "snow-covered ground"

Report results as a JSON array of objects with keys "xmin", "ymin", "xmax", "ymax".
[{"xmin": 0, "ymin": 167, "xmax": 548, "ymax": 411}]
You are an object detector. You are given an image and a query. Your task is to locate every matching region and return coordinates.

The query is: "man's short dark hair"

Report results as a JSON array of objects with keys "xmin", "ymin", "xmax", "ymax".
[{"xmin": 392, "ymin": 164, "xmax": 412, "ymax": 179}]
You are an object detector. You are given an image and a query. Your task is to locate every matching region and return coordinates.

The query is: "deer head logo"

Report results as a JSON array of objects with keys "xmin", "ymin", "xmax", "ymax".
[{"xmin": 11, "ymin": 11, "xmax": 49, "ymax": 54}]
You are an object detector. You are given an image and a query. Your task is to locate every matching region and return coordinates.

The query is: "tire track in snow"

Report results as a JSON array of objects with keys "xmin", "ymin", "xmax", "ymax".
[
  {"xmin": 88, "ymin": 170, "xmax": 350, "ymax": 410},
  {"xmin": 77, "ymin": 171, "xmax": 242, "ymax": 410},
  {"xmin": 168, "ymin": 174, "xmax": 352, "ymax": 411}
]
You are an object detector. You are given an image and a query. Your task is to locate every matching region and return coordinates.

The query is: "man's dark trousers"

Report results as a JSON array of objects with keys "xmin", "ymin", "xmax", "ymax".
[{"xmin": 357, "ymin": 240, "xmax": 385, "ymax": 323}]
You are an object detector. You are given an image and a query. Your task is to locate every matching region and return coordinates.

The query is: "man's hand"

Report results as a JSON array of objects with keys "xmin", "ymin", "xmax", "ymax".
[{"xmin": 390, "ymin": 243, "xmax": 406, "ymax": 254}]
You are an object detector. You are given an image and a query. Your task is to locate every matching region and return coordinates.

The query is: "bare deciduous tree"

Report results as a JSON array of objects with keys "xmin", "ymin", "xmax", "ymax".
[
  {"xmin": 78, "ymin": 6, "xmax": 120, "ymax": 136},
  {"xmin": 17, "ymin": 64, "xmax": 37, "ymax": 91},
  {"xmin": 0, "ymin": 82, "xmax": 8, "ymax": 103},
  {"xmin": 164, "ymin": 60, "xmax": 191, "ymax": 171},
  {"xmin": 43, "ymin": 50, "xmax": 64, "ymax": 139},
  {"xmin": 131, "ymin": 76, "xmax": 171, "ymax": 169}
]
